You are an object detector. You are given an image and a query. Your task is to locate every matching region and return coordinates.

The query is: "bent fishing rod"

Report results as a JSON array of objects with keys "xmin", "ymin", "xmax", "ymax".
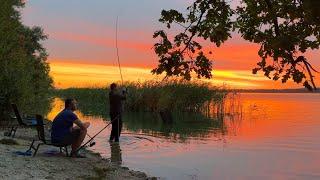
[
  {"xmin": 74, "ymin": 114, "xmax": 121, "ymax": 154},
  {"xmin": 74, "ymin": 17, "xmax": 125, "ymax": 154},
  {"xmin": 116, "ymin": 16, "xmax": 124, "ymax": 86},
  {"xmin": 85, "ymin": 133, "xmax": 96, "ymax": 147}
]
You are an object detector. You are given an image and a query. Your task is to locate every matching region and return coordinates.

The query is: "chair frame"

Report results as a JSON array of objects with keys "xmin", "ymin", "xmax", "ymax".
[
  {"xmin": 5, "ymin": 104, "xmax": 37, "ymax": 138},
  {"xmin": 27, "ymin": 115, "xmax": 71, "ymax": 157}
]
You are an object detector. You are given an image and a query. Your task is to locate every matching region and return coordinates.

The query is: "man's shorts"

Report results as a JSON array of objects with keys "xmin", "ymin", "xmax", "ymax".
[{"xmin": 61, "ymin": 129, "xmax": 81, "ymax": 145}]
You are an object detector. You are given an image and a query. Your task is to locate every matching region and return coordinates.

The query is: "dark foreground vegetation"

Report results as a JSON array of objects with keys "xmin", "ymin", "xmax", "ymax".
[{"xmin": 0, "ymin": 1, "xmax": 52, "ymax": 123}]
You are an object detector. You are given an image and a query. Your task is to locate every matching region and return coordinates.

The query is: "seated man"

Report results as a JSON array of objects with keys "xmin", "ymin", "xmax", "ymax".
[{"xmin": 51, "ymin": 98, "xmax": 90, "ymax": 157}]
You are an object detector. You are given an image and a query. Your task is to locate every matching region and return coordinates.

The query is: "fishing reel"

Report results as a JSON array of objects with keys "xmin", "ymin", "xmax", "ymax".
[
  {"xmin": 89, "ymin": 141, "xmax": 96, "ymax": 147},
  {"xmin": 86, "ymin": 134, "xmax": 96, "ymax": 147},
  {"xmin": 121, "ymin": 87, "xmax": 128, "ymax": 95}
]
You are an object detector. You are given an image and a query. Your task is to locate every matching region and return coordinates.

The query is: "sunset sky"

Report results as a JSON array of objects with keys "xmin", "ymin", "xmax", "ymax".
[{"xmin": 21, "ymin": 0, "xmax": 319, "ymax": 89}]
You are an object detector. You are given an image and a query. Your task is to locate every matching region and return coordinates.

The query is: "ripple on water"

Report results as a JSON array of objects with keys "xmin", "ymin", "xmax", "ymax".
[{"xmin": 119, "ymin": 133, "xmax": 163, "ymax": 153}]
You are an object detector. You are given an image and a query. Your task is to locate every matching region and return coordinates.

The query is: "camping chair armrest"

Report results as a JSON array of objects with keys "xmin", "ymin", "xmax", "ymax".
[
  {"xmin": 10, "ymin": 116, "xmax": 18, "ymax": 126},
  {"xmin": 43, "ymin": 118, "xmax": 53, "ymax": 126},
  {"xmin": 23, "ymin": 114, "xmax": 35, "ymax": 120}
]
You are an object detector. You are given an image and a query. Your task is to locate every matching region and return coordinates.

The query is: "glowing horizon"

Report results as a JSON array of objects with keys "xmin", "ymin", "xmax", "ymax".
[
  {"xmin": 21, "ymin": 1, "xmax": 319, "ymax": 89},
  {"xmin": 49, "ymin": 61, "xmax": 313, "ymax": 89}
]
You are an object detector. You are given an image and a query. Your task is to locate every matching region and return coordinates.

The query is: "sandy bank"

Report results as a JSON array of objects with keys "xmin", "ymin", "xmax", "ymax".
[{"xmin": 0, "ymin": 128, "xmax": 155, "ymax": 180}]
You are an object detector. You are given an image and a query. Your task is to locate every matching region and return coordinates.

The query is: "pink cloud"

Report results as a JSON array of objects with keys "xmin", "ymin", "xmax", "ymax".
[{"xmin": 50, "ymin": 31, "xmax": 153, "ymax": 53}]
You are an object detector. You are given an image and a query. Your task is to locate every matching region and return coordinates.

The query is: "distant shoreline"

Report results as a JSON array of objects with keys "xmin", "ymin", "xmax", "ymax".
[
  {"xmin": 232, "ymin": 88, "xmax": 320, "ymax": 93},
  {"xmin": 52, "ymin": 87, "xmax": 320, "ymax": 94}
]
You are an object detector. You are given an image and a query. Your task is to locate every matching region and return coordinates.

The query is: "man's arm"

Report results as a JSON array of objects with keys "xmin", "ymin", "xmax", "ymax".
[
  {"xmin": 120, "ymin": 93, "xmax": 126, "ymax": 100},
  {"xmin": 114, "ymin": 90, "xmax": 126, "ymax": 100},
  {"xmin": 120, "ymin": 87, "xmax": 127, "ymax": 100},
  {"xmin": 74, "ymin": 119, "xmax": 90, "ymax": 130}
]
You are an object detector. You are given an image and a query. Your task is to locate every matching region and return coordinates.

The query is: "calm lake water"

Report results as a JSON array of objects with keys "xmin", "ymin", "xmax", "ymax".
[{"xmin": 47, "ymin": 93, "xmax": 320, "ymax": 180}]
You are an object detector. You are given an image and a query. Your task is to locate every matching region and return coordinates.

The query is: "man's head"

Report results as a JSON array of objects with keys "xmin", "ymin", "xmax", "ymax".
[
  {"xmin": 65, "ymin": 98, "xmax": 77, "ymax": 111},
  {"xmin": 110, "ymin": 83, "xmax": 117, "ymax": 91}
]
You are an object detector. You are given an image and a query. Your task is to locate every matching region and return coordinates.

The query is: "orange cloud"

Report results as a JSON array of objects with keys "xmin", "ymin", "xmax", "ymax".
[
  {"xmin": 201, "ymin": 42, "xmax": 260, "ymax": 70},
  {"xmin": 50, "ymin": 61, "xmax": 161, "ymax": 88}
]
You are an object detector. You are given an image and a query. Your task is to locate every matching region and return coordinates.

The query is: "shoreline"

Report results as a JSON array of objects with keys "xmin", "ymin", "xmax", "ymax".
[{"xmin": 0, "ymin": 127, "xmax": 155, "ymax": 180}]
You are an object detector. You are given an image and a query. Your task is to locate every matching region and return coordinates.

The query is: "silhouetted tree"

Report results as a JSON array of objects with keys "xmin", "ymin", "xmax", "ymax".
[
  {"xmin": 153, "ymin": 0, "xmax": 319, "ymax": 90},
  {"xmin": 0, "ymin": 0, "xmax": 52, "ymax": 118}
]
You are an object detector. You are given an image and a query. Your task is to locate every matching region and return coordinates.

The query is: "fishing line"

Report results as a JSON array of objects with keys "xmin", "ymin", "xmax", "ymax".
[
  {"xmin": 116, "ymin": 16, "xmax": 124, "ymax": 86},
  {"xmin": 76, "ymin": 17, "xmax": 125, "ymax": 154},
  {"xmin": 86, "ymin": 133, "xmax": 96, "ymax": 147},
  {"xmin": 115, "ymin": 16, "xmax": 122, "ymax": 142},
  {"xmin": 74, "ymin": 114, "xmax": 121, "ymax": 154}
]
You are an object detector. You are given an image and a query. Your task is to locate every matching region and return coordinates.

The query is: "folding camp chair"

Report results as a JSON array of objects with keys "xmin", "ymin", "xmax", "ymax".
[
  {"xmin": 6, "ymin": 104, "xmax": 37, "ymax": 137},
  {"xmin": 28, "ymin": 115, "xmax": 71, "ymax": 157}
]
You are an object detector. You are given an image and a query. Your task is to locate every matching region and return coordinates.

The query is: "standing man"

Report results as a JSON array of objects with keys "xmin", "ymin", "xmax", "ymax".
[
  {"xmin": 51, "ymin": 98, "xmax": 90, "ymax": 157},
  {"xmin": 109, "ymin": 83, "xmax": 126, "ymax": 142}
]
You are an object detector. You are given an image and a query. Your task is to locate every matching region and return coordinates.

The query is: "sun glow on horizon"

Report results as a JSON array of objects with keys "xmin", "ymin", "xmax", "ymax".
[{"xmin": 49, "ymin": 61, "xmax": 284, "ymax": 89}]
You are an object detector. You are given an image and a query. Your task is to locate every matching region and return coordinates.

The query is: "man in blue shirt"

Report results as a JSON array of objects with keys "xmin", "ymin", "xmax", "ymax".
[{"xmin": 51, "ymin": 98, "xmax": 90, "ymax": 157}]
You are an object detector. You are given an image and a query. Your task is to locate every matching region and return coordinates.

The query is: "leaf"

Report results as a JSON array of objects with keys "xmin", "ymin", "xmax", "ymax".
[
  {"xmin": 252, "ymin": 68, "xmax": 260, "ymax": 74},
  {"xmin": 303, "ymin": 81, "xmax": 313, "ymax": 91}
]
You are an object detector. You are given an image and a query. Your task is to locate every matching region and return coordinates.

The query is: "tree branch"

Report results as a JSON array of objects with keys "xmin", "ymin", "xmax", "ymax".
[
  {"xmin": 264, "ymin": 0, "xmax": 280, "ymax": 36},
  {"xmin": 303, "ymin": 60, "xmax": 317, "ymax": 90},
  {"xmin": 295, "ymin": 56, "xmax": 318, "ymax": 90},
  {"xmin": 181, "ymin": 10, "xmax": 206, "ymax": 55}
]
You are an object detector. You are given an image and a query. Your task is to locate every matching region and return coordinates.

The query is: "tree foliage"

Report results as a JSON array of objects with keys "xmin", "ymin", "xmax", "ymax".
[
  {"xmin": 0, "ymin": 0, "xmax": 53, "ymax": 119},
  {"xmin": 153, "ymin": 0, "xmax": 320, "ymax": 90}
]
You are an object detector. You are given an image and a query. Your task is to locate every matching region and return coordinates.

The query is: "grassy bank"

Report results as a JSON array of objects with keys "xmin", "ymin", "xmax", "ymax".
[{"xmin": 53, "ymin": 80, "xmax": 228, "ymax": 115}]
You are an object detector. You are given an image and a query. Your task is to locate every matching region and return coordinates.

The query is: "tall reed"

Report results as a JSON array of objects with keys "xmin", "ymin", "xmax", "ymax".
[{"xmin": 53, "ymin": 80, "xmax": 228, "ymax": 114}]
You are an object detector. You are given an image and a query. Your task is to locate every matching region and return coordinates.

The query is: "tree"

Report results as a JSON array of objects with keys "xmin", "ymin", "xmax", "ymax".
[
  {"xmin": 153, "ymin": 0, "xmax": 320, "ymax": 90},
  {"xmin": 0, "ymin": 0, "xmax": 52, "ymax": 119}
]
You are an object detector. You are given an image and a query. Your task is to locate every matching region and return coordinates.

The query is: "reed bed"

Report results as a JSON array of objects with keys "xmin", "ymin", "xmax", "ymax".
[{"xmin": 53, "ymin": 80, "xmax": 228, "ymax": 114}]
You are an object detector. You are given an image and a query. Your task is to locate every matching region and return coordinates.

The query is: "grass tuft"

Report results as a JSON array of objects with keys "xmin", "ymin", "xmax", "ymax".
[{"xmin": 0, "ymin": 138, "xmax": 19, "ymax": 145}]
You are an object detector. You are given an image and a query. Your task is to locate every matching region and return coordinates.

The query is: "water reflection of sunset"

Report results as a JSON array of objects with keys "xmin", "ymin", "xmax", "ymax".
[
  {"xmin": 45, "ymin": 94, "xmax": 320, "ymax": 179},
  {"xmin": 47, "ymin": 93, "xmax": 320, "ymax": 144},
  {"xmin": 224, "ymin": 93, "xmax": 320, "ymax": 142},
  {"xmin": 47, "ymin": 98, "xmax": 108, "ymax": 124},
  {"xmin": 46, "ymin": 98, "xmax": 90, "ymax": 122}
]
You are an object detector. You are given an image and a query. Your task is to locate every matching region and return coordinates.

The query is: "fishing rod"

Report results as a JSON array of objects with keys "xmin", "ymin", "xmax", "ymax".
[
  {"xmin": 116, "ymin": 16, "xmax": 124, "ymax": 86},
  {"xmin": 73, "ymin": 114, "xmax": 121, "ymax": 154},
  {"xmin": 85, "ymin": 133, "xmax": 96, "ymax": 147},
  {"xmin": 74, "ymin": 17, "xmax": 126, "ymax": 155},
  {"xmin": 115, "ymin": 16, "xmax": 125, "ymax": 148}
]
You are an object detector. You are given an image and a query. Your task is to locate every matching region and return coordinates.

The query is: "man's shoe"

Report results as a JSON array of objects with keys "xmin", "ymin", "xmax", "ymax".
[
  {"xmin": 71, "ymin": 152, "xmax": 86, "ymax": 158},
  {"xmin": 74, "ymin": 154, "xmax": 86, "ymax": 158}
]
